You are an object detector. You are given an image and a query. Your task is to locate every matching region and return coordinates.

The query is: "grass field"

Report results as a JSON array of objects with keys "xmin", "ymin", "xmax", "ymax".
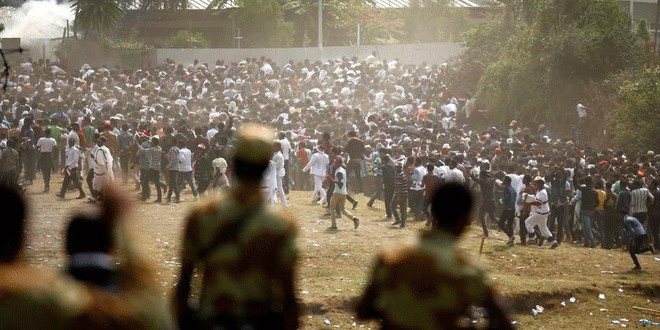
[{"xmin": 21, "ymin": 180, "xmax": 660, "ymax": 329}]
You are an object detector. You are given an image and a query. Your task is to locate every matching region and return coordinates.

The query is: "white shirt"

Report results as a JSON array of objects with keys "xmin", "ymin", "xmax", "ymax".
[
  {"xmin": 277, "ymin": 138, "xmax": 291, "ymax": 161},
  {"xmin": 66, "ymin": 146, "xmax": 81, "ymax": 168},
  {"xmin": 303, "ymin": 152, "xmax": 329, "ymax": 177},
  {"xmin": 334, "ymin": 167, "xmax": 347, "ymax": 195},
  {"xmin": 93, "ymin": 145, "xmax": 111, "ymax": 175},
  {"xmin": 273, "ymin": 151, "xmax": 285, "ymax": 177},
  {"xmin": 206, "ymin": 128, "xmax": 218, "ymax": 141},
  {"xmin": 36, "ymin": 137, "xmax": 57, "ymax": 152},
  {"xmin": 178, "ymin": 147, "xmax": 193, "ymax": 172},
  {"xmin": 67, "ymin": 130, "xmax": 80, "ymax": 148},
  {"xmin": 533, "ymin": 189, "xmax": 550, "ymax": 214},
  {"xmin": 445, "ymin": 168, "xmax": 465, "ymax": 184},
  {"xmin": 576, "ymin": 104, "xmax": 587, "ymax": 118}
]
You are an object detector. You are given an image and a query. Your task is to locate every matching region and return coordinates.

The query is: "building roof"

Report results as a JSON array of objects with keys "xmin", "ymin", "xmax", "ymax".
[
  {"xmin": 373, "ymin": 0, "xmax": 501, "ymax": 8},
  {"xmin": 125, "ymin": 0, "xmax": 499, "ymax": 11}
]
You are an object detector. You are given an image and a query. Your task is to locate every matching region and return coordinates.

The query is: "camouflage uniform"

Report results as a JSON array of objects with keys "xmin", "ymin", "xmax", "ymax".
[
  {"xmin": 177, "ymin": 124, "xmax": 299, "ymax": 330},
  {"xmin": 356, "ymin": 230, "xmax": 491, "ymax": 330},
  {"xmin": 182, "ymin": 194, "xmax": 298, "ymax": 323},
  {"xmin": 0, "ymin": 266, "xmax": 88, "ymax": 330}
]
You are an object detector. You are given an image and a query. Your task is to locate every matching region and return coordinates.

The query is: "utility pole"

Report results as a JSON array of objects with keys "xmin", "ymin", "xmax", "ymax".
[
  {"xmin": 630, "ymin": 0, "xmax": 634, "ymax": 30},
  {"xmin": 235, "ymin": 28, "xmax": 243, "ymax": 49},
  {"xmin": 655, "ymin": 0, "xmax": 659, "ymax": 63},
  {"xmin": 318, "ymin": 0, "xmax": 323, "ymax": 50}
]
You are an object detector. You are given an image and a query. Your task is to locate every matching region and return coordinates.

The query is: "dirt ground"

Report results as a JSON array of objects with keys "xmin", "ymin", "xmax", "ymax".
[{"xmin": 21, "ymin": 174, "xmax": 660, "ymax": 329}]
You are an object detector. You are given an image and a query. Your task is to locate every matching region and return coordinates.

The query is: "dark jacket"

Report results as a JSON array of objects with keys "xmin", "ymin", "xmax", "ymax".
[{"xmin": 382, "ymin": 162, "xmax": 396, "ymax": 190}]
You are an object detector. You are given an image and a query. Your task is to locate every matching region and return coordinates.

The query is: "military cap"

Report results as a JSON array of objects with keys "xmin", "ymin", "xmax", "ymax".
[{"xmin": 232, "ymin": 124, "xmax": 276, "ymax": 164}]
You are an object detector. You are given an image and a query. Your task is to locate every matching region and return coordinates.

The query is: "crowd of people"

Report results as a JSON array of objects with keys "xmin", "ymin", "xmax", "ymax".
[{"xmin": 0, "ymin": 51, "xmax": 659, "ymax": 328}]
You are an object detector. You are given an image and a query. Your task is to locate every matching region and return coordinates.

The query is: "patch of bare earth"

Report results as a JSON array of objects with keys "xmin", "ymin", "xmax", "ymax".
[{"xmin": 21, "ymin": 176, "xmax": 660, "ymax": 329}]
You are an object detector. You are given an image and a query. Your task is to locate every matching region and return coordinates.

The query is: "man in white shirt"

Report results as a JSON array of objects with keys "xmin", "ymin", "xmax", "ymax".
[
  {"xmin": 444, "ymin": 159, "xmax": 465, "ymax": 184},
  {"xmin": 91, "ymin": 136, "xmax": 113, "ymax": 201},
  {"xmin": 36, "ymin": 128, "xmax": 57, "ymax": 192},
  {"xmin": 303, "ymin": 146, "xmax": 329, "ymax": 204},
  {"xmin": 177, "ymin": 139, "xmax": 198, "ymax": 200},
  {"xmin": 524, "ymin": 177, "xmax": 558, "ymax": 249},
  {"xmin": 328, "ymin": 157, "xmax": 359, "ymax": 231},
  {"xmin": 277, "ymin": 132, "xmax": 292, "ymax": 194},
  {"xmin": 56, "ymin": 137, "xmax": 85, "ymax": 199},
  {"xmin": 409, "ymin": 158, "xmax": 427, "ymax": 221},
  {"xmin": 273, "ymin": 141, "xmax": 288, "ymax": 207}
]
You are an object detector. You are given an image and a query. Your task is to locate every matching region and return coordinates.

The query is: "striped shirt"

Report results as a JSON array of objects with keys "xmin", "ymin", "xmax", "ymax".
[
  {"xmin": 137, "ymin": 145, "xmax": 162, "ymax": 170},
  {"xmin": 394, "ymin": 170, "xmax": 409, "ymax": 198},
  {"xmin": 630, "ymin": 188, "xmax": 654, "ymax": 214},
  {"xmin": 166, "ymin": 146, "xmax": 180, "ymax": 171}
]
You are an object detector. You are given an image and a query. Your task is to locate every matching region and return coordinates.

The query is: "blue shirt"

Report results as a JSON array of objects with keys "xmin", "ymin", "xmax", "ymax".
[{"xmin": 502, "ymin": 185, "xmax": 516, "ymax": 210}]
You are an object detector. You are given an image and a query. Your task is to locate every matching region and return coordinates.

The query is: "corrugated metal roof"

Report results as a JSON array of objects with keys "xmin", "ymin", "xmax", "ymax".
[
  {"xmin": 373, "ymin": 0, "xmax": 500, "ymax": 8},
  {"xmin": 124, "ymin": 0, "xmax": 235, "ymax": 11},
  {"xmin": 125, "ymin": 0, "xmax": 499, "ymax": 11}
]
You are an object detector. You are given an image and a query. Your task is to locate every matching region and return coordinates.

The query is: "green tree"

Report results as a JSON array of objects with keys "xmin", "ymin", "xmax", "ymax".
[
  {"xmin": 636, "ymin": 19, "xmax": 650, "ymax": 43},
  {"xmin": 452, "ymin": 0, "xmax": 638, "ymax": 136},
  {"xmin": 163, "ymin": 30, "xmax": 210, "ymax": 48},
  {"xmin": 72, "ymin": 0, "xmax": 124, "ymax": 37},
  {"xmin": 209, "ymin": 0, "xmax": 294, "ymax": 47},
  {"xmin": 613, "ymin": 68, "xmax": 660, "ymax": 153}
]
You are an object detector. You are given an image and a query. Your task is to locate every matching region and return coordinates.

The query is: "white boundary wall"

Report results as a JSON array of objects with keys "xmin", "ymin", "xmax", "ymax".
[{"xmin": 156, "ymin": 42, "xmax": 463, "ymax": 66}]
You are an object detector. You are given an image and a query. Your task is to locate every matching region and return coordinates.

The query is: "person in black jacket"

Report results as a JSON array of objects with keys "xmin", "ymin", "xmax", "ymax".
[
  {"xmin": 381, "ymin": 151, "xmax": 396, "ymax": 222},
  {"xmin": 576, "ymin": 177, "xmax": 599, "ymax": 248}
]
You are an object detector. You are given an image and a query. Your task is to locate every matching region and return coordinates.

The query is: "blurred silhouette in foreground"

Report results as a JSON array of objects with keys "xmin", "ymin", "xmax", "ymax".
[
  {"xmin": 175, "ymin": 124, "xmax": 299, "ymax": 330},
  {"xmin": 356, "ymin": 183, "xmax": 515, "ymax": 330},
  {"xmin": 0, "ymin": 183, "xmax": 78, "ymax": 329},
  {"xmin": 64, "ymin": 185, "xmax": 174, "ymax": 330}
]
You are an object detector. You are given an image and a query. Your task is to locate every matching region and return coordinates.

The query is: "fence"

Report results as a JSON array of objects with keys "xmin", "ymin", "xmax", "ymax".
[{"xmin": 156, "ymin": 42, "xmax": 463, "ymax": 66}]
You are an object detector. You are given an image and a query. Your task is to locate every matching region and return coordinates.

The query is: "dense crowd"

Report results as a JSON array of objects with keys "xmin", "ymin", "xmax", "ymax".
[{"xmin": 0, "ymin": 52, "xmax": 658, "ymax": 328}]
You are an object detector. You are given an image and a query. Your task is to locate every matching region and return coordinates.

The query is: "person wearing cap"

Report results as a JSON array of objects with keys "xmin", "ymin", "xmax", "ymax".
[
  {"xmin": 174, "ymin": 124, "xmax": 299, "ymax": 330},
  {"xmin": 327, "ymin": 156, "xmax": 360, "ymax": 231},
  {"xmin": 302, "ymin": 145, "xmax": 329, "ymax": 204},
  {"xmin": 100, "ymin": 121, "xmax": 119, "ymax": 158},
  {"xmin": 356, "ymin": 183, "xmax": 515, "ymax": 330},
  {"xmin": 524, "ymin": 177, "xmax": 559, "ymax": 249}
]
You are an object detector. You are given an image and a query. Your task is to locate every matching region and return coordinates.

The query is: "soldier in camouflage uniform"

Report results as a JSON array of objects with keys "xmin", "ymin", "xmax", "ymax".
[
  {"xmin": 174, "ymin": 124, "xmax": 299, "ymax": 330},
  {"xmin": 356, "ymin": 183, "xmax": 514, "ymax": 330}
]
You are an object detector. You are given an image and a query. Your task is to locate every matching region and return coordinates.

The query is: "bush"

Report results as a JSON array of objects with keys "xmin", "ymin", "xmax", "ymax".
[
  {"xmin": 163, "ymin": 30, "xmax": 211, "ymax": 48},
  {"xmin": 613, "ymin": 68, "xmax": 660, "ymax": 154}
]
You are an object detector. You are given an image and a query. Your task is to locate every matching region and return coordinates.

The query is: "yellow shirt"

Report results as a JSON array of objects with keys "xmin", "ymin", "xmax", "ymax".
[{"xmin": 595, "ymin": 189, "xmax": 606, "ymax": 211}]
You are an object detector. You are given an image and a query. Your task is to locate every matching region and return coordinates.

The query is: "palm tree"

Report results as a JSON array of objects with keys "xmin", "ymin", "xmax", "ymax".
[{"xmin": 71, "ymin": 0, "xmax": 124, "ymax": 37}]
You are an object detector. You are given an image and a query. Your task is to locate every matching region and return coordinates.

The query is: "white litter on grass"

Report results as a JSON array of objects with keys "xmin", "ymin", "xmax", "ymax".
[
  {"xmin": 535, "ymin": 305, "xmax": 544, "ymax": 313},
  {"xmin": 323, "ymin": 318, "xmax": 331, "ymax": 325},
  {"xmin": 570, "ymin": 297, "xmax": 577, "ymax": 303},
  {"xmin": 599, "ymin": 294, "xmax": 606, "ymax": 300},
  {"xmin": 612, "ymin": 320, "xmax": 621, "ymax": 324},
  {"xmin": 618, "ymin": 287, "xmax": 624, "ymax": 292},
  {"xmin": 560, "ymin": 301, "xmax": 566, "ymax": 307},
  {"xmin": 600, "ymin": 308, "xmax": 609, "ymax": 312}
]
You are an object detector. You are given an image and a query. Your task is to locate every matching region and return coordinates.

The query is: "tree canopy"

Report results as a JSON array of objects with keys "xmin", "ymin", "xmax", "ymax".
[{"xmin": 451, "ymin": 0, "xmax": 639, "ymax": 137}]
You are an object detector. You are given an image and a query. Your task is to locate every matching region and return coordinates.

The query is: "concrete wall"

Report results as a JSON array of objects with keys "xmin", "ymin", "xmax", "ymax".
[{"xmin": 156, "ymin": 42, "xmax": 464, "ymax": 66}]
